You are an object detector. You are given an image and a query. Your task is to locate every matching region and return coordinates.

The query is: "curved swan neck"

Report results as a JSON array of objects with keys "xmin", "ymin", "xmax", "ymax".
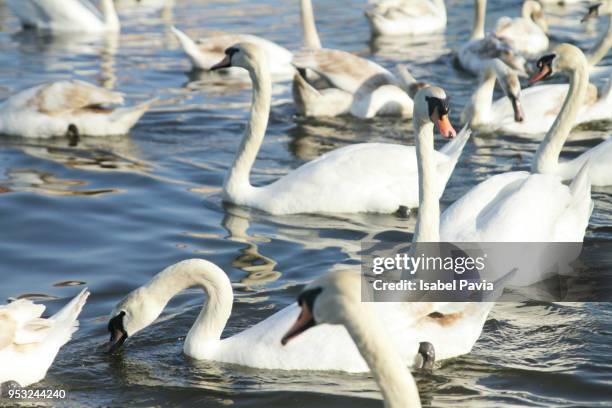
[
  {"xmin": 100, "ymin": 0, "xmax": 120, "ymax": 31},
  {"xmin": 342, "ymin": 303, "xmax": 421, "ymax": 408},
  {"xmin": 468, "ymin": 69, "xmax": 496, "ymax": 126},
  {"xmin": 301, "ymin": 0, "xmax": 322, "ymax": 49},
  {"xmin": 413, "ymin": 121, "xmax": 440, "ymax": 243},
  {"xmin": 224, "ymin": 57, "xmax": 272, "ymax": 201},
  {"xmin": 532, "ymin": 59, "xmax": 589, "ymax": 174},
  {"xmin": 143, "ymin": 260, "xmax": 233, "ymax": 352},
  {"xmin": 471, "ymin": 0, "xmax": 486, "ymax": 39},
  {"xmin": 587, "ymin": 15, "xmax": 612, "ymax": 66}
]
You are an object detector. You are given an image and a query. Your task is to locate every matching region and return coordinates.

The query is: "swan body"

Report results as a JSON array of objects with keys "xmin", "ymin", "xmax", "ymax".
[
  {"xmin": 0, "ymin": 289, "xmax": 89, "ymax": 387},
  {"xmin": 283, "ymin": 271, "xmax": 423, "ymax": 408},
  {"xmin": 458, "ymin": 0, "xmax": 526, "ymax": 76},
  {"xmin": 171, "ymin": 27, "xmax": 293, "ymax": 78},
  {"xmin": 0, "ymin": 80, "xmax": 151, "ymax": 138},
  {"xmin": 292, "ymin": 48, "xmax": 415, "ymax": 118},
  {"xmin": 210, "ymin": 43, "xmax": 468, "ymax": 214},
  {"xmin": 365, "ymin": 0, "xmax": 447, "ymax": 37},
  {"xmin": 442, "ymin": 44, "xmax": 594, "ymax": 242},
  {"xmin": 493, "ymin": 0, "xmax": 549, "ymax": 58},
  {"xmin": 5, "ymin": 0, "xmax": 120, "ymax": 33}
]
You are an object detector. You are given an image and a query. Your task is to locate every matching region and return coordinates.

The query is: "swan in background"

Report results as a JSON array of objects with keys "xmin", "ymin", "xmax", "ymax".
[
  {"xmin": 281, "ymin": 271, "xmax": 422, "ymax": 408},
  {"xmin": 581, "ymin": 1, "xmax": 612, "ymax": 81},
  {"xmin": 0, "ymin": 289, "xmax": 89, "ymax": 387},
  {"xmin": 210, "ymin": 43, "xmax": 469, "ymax": 214},
  {"xmin": 494, "ymin": 0, "xmax": 549, "ymax": 58},
  {"xmin": 292, "ymin": 0, "xmax": 416, "ymax": 118},
  {"xmin": 365, "ymin": 0, "xmax": 447, "ymax": 37},
  {"xmin": 458, "ymin": 0, "xmax": 527, "ymax": 76},
  {"xmin": 0, "ymin": 80, "xmax": 152, "ymax": 139},
  {"xmin": 529, "ymin": 45, "xmax": 612, "ymax": 186},
  {"xmin": 441, "ymin": 44, "xmax": 593, "ymax": 242},
  {"xmin": 461, "ymin": 58, "xmax": 525, "ymax": 130},
  {"xmin": 170, "ymin": 27, "xmax": 293, "ymax": 78},
  {"xmin": 5, "ymin": 0, "xmax": 120, "ymax": 33}
]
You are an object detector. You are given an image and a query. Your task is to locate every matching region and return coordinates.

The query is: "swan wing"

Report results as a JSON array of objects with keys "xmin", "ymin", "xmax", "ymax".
[
  {"xmin": 31, "ymin": 80, "xmax": 125, "ymax": 114},
  {"xmin": 292, "ymin": 48, "xmax": 398, "ymax": 94}
]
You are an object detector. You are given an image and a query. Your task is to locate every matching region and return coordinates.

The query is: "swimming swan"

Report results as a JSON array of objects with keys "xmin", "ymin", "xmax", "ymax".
[
  {"xmin": 5, "ymin": 0, "xmax": 120, "ymax": 33},
  {"xmin": 282, "ymin": 271, "xmax": 422, "ymax": 408},
  {"xmin": 365, "ymin": 0, "xmax": 447, "ymax": 37},
  {"xmin": 105, "ymin": 89, "xmax": 487, "ymax": 372},
  {"xmin": 210, "ymin": 43, "xmax": 468, "ymax": 214},
  {"xmin": 493, "ymin": 0, "xmax": 549, "ymax": 59},
  {"xmin": 441, "ymin": 44, "xmax": 594, "ymax": 241},
  {"xmin": 0, "ymin": 289, "xmax": 89, "ymax": 387},
  {"xmin": 0, "ymin": 80, "xmax": 151, "ymax": 139}
]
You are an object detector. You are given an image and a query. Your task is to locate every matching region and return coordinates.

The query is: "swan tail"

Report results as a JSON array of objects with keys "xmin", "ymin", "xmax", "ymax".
[
  {"xmin": 439, "ymin": 125, "xmax": 471, "ymax": 161},
  {"xmin": 110, "ymin": 99, "xmax": 154, "ymax": 132},
  {"xmin": 48, "ymin": 289, "xmax": 89, "ymax": 346},
  {"xmin": 171, "ymin": 26, "xmax": 208, "ymax": 69},
  {"xmin": 292, "ymin": 71, "xmax": 321, "ymax": 116},
  {"xmin": 395, "ymin": 64, "xmax": 428, "ymax": 99}
]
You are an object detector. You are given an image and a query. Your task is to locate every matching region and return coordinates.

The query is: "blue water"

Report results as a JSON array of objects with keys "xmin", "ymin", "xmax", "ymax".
[{"xmin": 0, "ymin": 0, "xmax": 611, "ymax": 407}]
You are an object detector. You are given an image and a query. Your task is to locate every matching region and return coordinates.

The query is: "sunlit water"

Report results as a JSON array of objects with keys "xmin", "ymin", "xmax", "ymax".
[{"xmin": 0, "ymin": 0, "xmax": 611, "ymax": 407}]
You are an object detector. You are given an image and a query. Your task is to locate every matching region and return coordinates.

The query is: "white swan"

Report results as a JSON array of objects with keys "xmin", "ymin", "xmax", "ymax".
[
  {"xmin": 365, "ymin": 0, "xmax": 447, "ymax": 37},
  {"xmin": 170, "ymin": 26, "xmax": 293, "ymax": 78},
  {"xmin": 0, "ymin": 80, "xmax": 151, "ymax": 139},
  {"xmin": 582, "ymin": 2, "xmax": 612, "ymax": 82},
  {"xmin": 0, "ymin": 289, "xmax": 89, "ymax": 387},
  {"xmin": 493, "ymin": 0, "xmax": 549, "ymax": 58},
  {"xmin": 5, "ymin": 0, "xmax": 120, "ymax": 33},
  {"xmin": 281, "ymin": 271, "xmax": 422, "ymax": 408},
  {"xmin": 528, "ymin": 44, "xmax": 612, "ymax": 186},
  {"xmin": 106, "ymin": 89, "xmax": 489, "ymax": 372},
  {"xmin": 458, "ymin": 0, "xmax": 527, "ymax": 76},
  {"xmin": 440, "ymin": 44, "xmax": 593, "ymax": 242},
  {"xmin": 210, "ymin": 43, "xmax": 469, "ymax": 214},
  {"xmin": 292, "ymin": 0, "xmax": 416, "ymax": 118}
]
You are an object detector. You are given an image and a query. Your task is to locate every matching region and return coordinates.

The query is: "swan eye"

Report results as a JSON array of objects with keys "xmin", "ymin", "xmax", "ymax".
[
  {"xmin": 225, "ymin": 47, "xmax": 240, "ymax": 57},
  {"xmin": 297, "ymin": 287, "xmax": 322, "ymax": 312},
  {"xmin": 425, "ymin": 96, "xmax": 450, "ymax": 118}
]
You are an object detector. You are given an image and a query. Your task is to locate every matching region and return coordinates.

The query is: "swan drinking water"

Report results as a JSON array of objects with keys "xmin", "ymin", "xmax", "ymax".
[
  {"xmin": 209, "ymin": 43, "xmax": 468, "ymax": 214},
  {"xmin": 0, "ymin": 289, "xmax": 89, "ymax": 387}
]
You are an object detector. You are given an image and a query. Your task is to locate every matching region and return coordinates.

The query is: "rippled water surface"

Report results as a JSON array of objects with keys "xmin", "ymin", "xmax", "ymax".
[{"xmin": 1, "ymin": 0, "xmax": 611, "ymax": 407}]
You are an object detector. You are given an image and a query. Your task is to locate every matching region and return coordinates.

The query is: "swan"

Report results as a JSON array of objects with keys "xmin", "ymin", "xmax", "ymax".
[
  {"xmin": 493, "ymin": 0, "xmax": 549, "ymax": 59},
  {"xmin": 105, "ymin": 89, "xmax": 489, "ymax": 372},
  {"xmin": 0, "ymin": 80, "xmax": 151, "ymax": 139},
  {"xmin": 170, "ymin": 26, "xmax": 293, "ymax": 78},
  {"xmin": 292, "ymin": 0, "xmax": 416, "ymax": 118},
  {"xmin": 281, "ymin": 271, "xmax": 422, "ymax": 408},
  {"xmin": 440, "ymin": 44, "xmax": 593, "ymax": 242},
  {"xmin": 528, "ymin": 45, "xmax": 612, "ymax": 187},
  {"xmin": 5, "ymin": 0, "xmax": 120, "ymax": 33},
  {"xmin": 458, "ymin": 0, "xmax": 527, "ymax": 76},
  {"xmin": 365, "ymin": 0, "xmax": 447, "ymax": 37},
  {"xmin": 581, "ymin": 1, "xmax": 612, "ymax": 82},
  {"xmin": 0, "ymin": 289, "xmax": 89, "ymax": 387},
  {"xmin": 210, "ymin": 43, "xmax": 469, "ymax": 214}
]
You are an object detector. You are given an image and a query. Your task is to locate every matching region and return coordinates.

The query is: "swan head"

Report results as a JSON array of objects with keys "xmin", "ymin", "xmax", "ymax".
[
  {"xmin": 488, "ymin": 59, "xmax": 524, "ymax": 122},
  {"xmin": 281, "ymin": 272, "xmax": 361, "ymax": 345},
  {"xmin": 413, "ymin": 86, "xmax": 456, "ymax": 139},
  {"xmin": 581, "ymin": 3, "xmax": 608, "ymax": 23},
  {"xmin": 524, "ymin": 0, "xmax": 548, "ymax": 32},
  {"xmin": 211, "ymin": 43, "xmax": 267, "ymax": 72},
  {"xmin": 529, "ymin": 44, "xmax": 587, "ymax": 84},
  {"xmin": 106, "ymin": 286, "xmax": 165, "ymax": 353}
]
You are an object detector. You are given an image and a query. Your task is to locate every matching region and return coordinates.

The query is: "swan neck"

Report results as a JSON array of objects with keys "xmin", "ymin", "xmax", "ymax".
[
  {"xmin": 472, "ymin": 0, "xmax": 486, "ymax": 39},
  {"xmin": 532, "ymin": 61, "xmax": 589, "ymax": 174},
  {"xmin": 101, "ymin": 0, "xmax": 120, "ymax": 31},
  {"xmin": 469, "ymin": 70, "xmax": 496, "ymax": 126},
  {"xmin": 224, "ymin": 58, "xmax": 272, "ymax": 201},
  {"xmin": 342, "ymin": 303, "xmax": 421, "ymax": 408},
  {"xmin": 587, "ymin": 15, "xmax": 612, "ymax": 66},
  {"xmin": 413, "ymin": 121, "xmax": 440, "ymax": 243},
  {"xmin": 145, "ymin": 261, "xmax": 233, "ymax": 351},
  {"xmin": 301, "ymin": 0, "xmax": 322, "ymax": 49}
]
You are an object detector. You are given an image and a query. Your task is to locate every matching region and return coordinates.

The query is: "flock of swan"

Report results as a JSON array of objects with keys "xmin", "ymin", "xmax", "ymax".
[{"xmin": 1, "ymin": 0, "xmax": 612, "ymax": 407}]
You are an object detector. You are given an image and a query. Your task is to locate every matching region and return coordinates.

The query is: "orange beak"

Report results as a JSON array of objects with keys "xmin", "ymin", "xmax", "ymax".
[
  {"xmin": 281, "ymin": 303, "xmax": 315, "ymax": 345},
  {"xmin": 211, "ymin": 55, "xmax": 232, "ymax": 71},
  {"xmin": 434, "ymin": 112, "xmax": 457, "ymax": 139},
  {"xmin": 529, "ymin": 64, "xmax": 551, "ymax": 84}
]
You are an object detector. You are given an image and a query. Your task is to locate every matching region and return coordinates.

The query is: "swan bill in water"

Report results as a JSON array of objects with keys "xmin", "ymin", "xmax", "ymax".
[{"xmin": 106, "ymin": 311, "xmax": 128, "ymax": 353}]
